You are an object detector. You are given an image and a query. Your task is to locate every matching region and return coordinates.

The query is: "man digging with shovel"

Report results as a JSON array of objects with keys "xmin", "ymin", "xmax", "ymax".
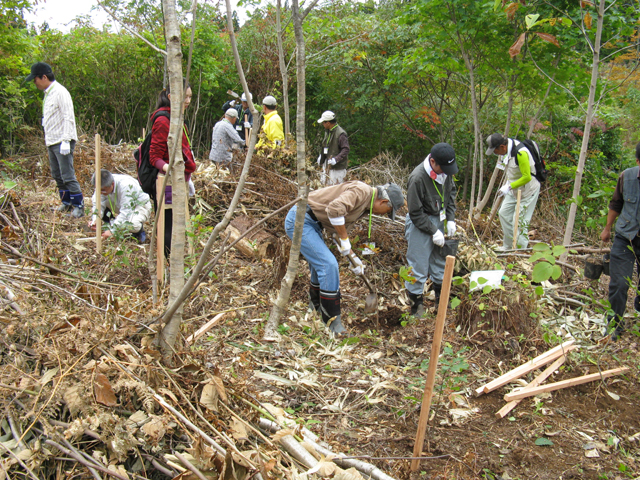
[{"xmin": 285, "ymin": 182, "xmax": 405, "ymax": 335}]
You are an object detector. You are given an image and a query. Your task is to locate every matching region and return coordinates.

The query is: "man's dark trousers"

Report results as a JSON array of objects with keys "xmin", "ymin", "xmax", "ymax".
[{"xmin": 608, "ymin": 233, "xmax": 640, "ymax": 333}]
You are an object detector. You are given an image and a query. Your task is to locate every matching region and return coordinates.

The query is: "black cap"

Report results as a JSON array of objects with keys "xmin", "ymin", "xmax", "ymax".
[
  {"xmin": 485, "ymin": 133, "xmax": 507, "ymax": 155},
  {"xmin": 430, "ymin": 143, "xmax": 458, "ymax": 176},
  {"xmin": 25, "ymin": 62, "xmax": 53, "ymax": 83}
]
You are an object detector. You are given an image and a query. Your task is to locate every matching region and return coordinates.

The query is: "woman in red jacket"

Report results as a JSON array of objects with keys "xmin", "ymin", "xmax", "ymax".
[{"xmin": 149, "ymin": 80, "xmax": 197, "ymax": 254}]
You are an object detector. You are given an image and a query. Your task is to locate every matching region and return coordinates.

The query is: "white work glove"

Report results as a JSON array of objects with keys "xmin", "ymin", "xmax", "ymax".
[
  {"xmin": 447, "ymin": 221, "xmax": 457, "ymax": 237},
  {"xmin": 60, "ymin": 141, "xmax": 71, "ymax": 155},
  {"xmin": 338, "ymin": 237, "xmax": 351, "ymax": 256},
  {"xmin": 432, "ymin": 229, "xmax": 445, "ymax": 247},
  {"xmin": 498, "ymin": 184, "xmax": 511, "ymax": 197},
  {"xmin": 230, "ymin": 100, "xmax": 236, "ymax": 107},
  {"xmin": 327, "ymin": 157, "xmax": 337, "ymax": 166},
  {"xmin": 244, "ymin": 121, "xmax": 251, "ymax": 129},
  {"xmin": 350, "ymin": 255, "xmax": 365, "ymax": 276},
  {"xmin": 317, "ymin": 154, "xmax": 322, "ymax": 165},
  {"xmin": 188, "ymin": 178, "xmax": 195, "ymax": 197}
]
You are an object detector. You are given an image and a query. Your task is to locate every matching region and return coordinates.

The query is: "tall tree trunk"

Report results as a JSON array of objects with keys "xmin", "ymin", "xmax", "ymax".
[
  {"xmin": 158, "ymin": 0, "xmax": 186, "ymax": 357},
  {"xmin": 459, "ymin": 47, "xmax": 480, "ymax": 216},
  {"xmin": 561, "ymin": 0, "xmax": 605, "ymax": 253},
  {"xmin": 158, "ymin": 0, "xmax": 260, "ymax": 326},
  {"xmin": 276, "ymin": 0, "xmax": 291, "ymax": 146},
  {"xmin": 264, "ymin": 0, "xmax": 314, "ymax": 341},
  {"xmin": 462, "ymin": 143, "xmax": 471, "ymax": 202}
]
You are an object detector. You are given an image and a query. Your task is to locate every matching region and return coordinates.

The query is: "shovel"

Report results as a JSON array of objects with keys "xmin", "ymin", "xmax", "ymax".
[{"xmin": 333, "ymin": 239, "xmax": 378, "ymax": 314}]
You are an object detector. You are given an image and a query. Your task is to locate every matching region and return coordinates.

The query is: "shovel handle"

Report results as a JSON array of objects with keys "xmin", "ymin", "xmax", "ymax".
[{"xmin": 332, "ymin": 238, "xmax": 376, "ymax": 293}]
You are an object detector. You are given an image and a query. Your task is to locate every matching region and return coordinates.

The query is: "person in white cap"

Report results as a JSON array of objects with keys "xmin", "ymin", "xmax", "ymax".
[
  {"xmin": 209, "ymin": 108, "xmax": 245, "ymax": 165},
  {"xmin": 317, "ymin": 111, "xmax": 349, "ymax": 185},
  {"xmin": 256, "ymin": 95, "xmax": 284, "ymax": 149},
  {"xmin": 222, "ymin": 91, "xmax": 253, "ymax": 141}
]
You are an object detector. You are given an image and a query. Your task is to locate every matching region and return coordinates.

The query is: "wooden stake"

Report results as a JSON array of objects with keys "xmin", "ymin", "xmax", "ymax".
[
  {"xmin": 504, "ymin": 367, "xmax": 629, "ymax": 402},
  {"xmin": 495, "ymin": 354, "xmax": 567, "ymax": 419},
  {"xmin": 156, "ymin": 175, "xmax": 167, "ymax": 285},
  {"xmin": 475, "ymin": 340, "xmax": 576, "ymax": 396},
  {"xmin": 512, "ymin": 189, "xmax": 522, "ymax": 249},
  {"xmin": 94, "ymin": 134, "xmax": 102, "ymax": 254},
  {"xmin": 411, "ymin": 255, "xmax": 455, "ymax": 472}
]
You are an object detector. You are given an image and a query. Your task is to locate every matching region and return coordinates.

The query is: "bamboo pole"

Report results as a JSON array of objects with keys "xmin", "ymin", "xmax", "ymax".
[
  {"xmin": 512, "ymin": 189, "xmax": 522, "ymax": 250},
  {"xmin": 411, "ymin": 255, "xmax": 455, "ymax": 471},
  {"xmin": 95, "ymin": 134, "xmax": 102, "ymax": 254}
]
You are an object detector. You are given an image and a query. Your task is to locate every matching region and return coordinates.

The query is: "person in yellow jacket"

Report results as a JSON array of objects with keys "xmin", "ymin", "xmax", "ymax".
[{"xmin": 256, "ymin": 95, "xmax": 284, "ymax": 149}]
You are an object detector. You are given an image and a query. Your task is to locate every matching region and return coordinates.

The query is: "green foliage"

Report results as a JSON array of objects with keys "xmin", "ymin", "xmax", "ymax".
[{"xmin": 530, "ymin": 243, "xmax": 564, "ymax": 283}]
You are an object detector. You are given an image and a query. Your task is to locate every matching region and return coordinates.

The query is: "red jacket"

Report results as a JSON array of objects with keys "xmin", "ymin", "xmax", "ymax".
[{"xmin": 149, "ymin": 107, "xmax": 197, "ymax": 182}]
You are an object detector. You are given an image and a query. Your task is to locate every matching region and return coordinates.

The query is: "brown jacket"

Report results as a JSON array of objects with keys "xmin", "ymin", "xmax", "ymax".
[{"xmin": 308, "ymin": 181, "xmax": 375, "ymax": 234}]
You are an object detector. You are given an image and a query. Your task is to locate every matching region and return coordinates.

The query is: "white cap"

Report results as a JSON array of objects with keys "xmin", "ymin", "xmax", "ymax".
[
  {"xmin": 225, "ymin": 108, "xmax": 239, "ymax": 118},
  {"xmin": 262, "ymin": 95, "xmax": 277, "ymax": 107},
  {"xmin": 241, "ymin": 92, "xmax": 253, "ymax": 102},
  {"xmin": 317, "ymin": 111, "xmax": 336, "ymax": 123}
]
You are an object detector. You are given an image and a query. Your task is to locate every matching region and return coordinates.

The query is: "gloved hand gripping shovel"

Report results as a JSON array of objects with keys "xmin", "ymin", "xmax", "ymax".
[{"xmin": 332, "ymin": 239, "xmax": 378, "ymax": 314}]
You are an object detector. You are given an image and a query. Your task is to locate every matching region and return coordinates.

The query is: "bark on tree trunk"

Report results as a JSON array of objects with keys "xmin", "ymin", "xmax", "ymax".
[
  {"xmin": 157, "ymin": 0, "xmax": 260, "ymax": 333},
  {"xmin": 263, "ymin": 0, "xmax": 313, "ymax": 341},
  {"xmin": 158, "ymin": 0, "xmax": 187, "ymax": 358},
  {"xmin": 561, "ymin": 0, "xmax": 605, "ymax": 255},
  {"xmin": 459, "ymin": 48, "xmax": 479, "ymax": 216},
  {"xmin": 276, "ymin": 0, "xmax": 291, "ymax": 147}
]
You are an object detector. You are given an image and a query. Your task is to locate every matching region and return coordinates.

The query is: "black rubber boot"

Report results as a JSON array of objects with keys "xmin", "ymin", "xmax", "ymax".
[
  {"xmin": 320, "ymin": 290, "xmax": 345, "ymax": 334},
  {"xmin": 407, "ymin": 291, "xmax": 425, "ymax": 317},
  {"xmin": 309, "ymin": 282, "xmax": 320, "ymax": 312},
  {"xmin": 433, "ymin": 284, "xmax": 442, "ymax": 304}
]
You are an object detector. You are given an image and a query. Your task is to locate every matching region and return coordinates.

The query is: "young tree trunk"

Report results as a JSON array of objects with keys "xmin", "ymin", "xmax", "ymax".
[
  {"xmin": 462, "ymin": 144, "xmax": 471, "ymax": 201},
  {"xmin": 264, "ymin": 0, "xmax": 315, "ymax": 341},
  {"xmin": 158, "ymin": 0, "xmax": 187, "ymax": 357},
  {"xmin": 561, "ymin": 0, "xmax": 605, "ymax": 254},
  {"xmin": 158, "ymin": 0, "xmax": 260, "ymax": 326},
  {"xmin": 276, "ymin": 0, "xmax": 291, "ymax": 147},
  {"xmin": 474, "ymin": 83, "xmax": 515, "ymax": 218},
  {"xmin": 459, "ymin": 47, "xmax": 480, "ymax": 216}
]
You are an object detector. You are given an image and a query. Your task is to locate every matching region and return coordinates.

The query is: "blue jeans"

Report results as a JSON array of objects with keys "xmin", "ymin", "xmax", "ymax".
[
  {"xmin": 285, "ymin": 205, "xmax": 339, "ymax": 292},
  {"xmin": 404, "ymin": 215, "xmax": 446, "ymax": 295},
  {"xmin": 48, "ymin": 140, "xmax": 83, "ymax": 206}
]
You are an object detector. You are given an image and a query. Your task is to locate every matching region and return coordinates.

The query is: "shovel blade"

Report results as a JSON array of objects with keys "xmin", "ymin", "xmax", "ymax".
[{"xmin": 364, "ymin": 293, "xmax": 378, "ymax": 314}]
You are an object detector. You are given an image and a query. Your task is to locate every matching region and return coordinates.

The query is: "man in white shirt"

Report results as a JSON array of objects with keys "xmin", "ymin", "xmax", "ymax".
[
  {"xmin": 89, "ymin": 169, "xmax": 152, "ymax": 243},
  {"xmin": 26, "ymin": 62, "xmax": 84, "ymax": 218}
]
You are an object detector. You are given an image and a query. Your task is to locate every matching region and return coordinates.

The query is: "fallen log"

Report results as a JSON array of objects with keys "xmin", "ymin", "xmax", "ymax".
[
  {"xmin": 475, "ymin": 340, "xmax": 576, "ymax": 396},
  {"xmin": 503, "ymin": 367, "xmax": 629, "ymax": 402}
]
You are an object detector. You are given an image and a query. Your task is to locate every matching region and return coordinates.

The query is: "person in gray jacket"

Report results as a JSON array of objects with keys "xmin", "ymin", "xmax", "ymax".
[
  {"xmin": 317, "ymin": 111, "xmax": 349, "ymax": 185},
  {"xmin": 209, "ymin": 108, "xmax": 245, "ymax": 165},
  {"xmin": 405, "ymin": 143, "xmax": 458, "ymax": 317},
  {"xmin": 600, "ymin": 141, "xmax": 640, "ymax": 341}
]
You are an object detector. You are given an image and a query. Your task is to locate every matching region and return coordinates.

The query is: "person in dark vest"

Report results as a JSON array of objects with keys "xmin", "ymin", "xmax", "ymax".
[
  {"xmin": 316, "ymin": 111, "xmax": 349, "ymax": 186},
  {"xmin": 600, "ymin": 141, "xmax": 640, "ymax": 341}
]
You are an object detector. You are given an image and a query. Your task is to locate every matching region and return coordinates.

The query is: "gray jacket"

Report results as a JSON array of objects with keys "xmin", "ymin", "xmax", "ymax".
[
  {"xmin": 615, "ymin": 165, "xmax": 640, "ymax": 241},
  {"xmin": 406, "ymin": 161, "xmax": 456, "ymax": 235},
  {"xmin": 209, "ymin": 119, "xmax": 244, "ymax": 163}
]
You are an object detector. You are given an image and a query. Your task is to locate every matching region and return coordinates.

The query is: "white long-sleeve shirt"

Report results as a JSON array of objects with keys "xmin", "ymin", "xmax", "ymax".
[
  {"xmin": 42, "ymin": 81, "xmax": 78, "ymax": 147},
  {"xmin": 91, "ymin": 174, "xmax": 152, "ymax": 233}
]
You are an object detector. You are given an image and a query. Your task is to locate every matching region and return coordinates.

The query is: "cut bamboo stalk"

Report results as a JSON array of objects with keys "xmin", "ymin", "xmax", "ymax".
[
  {"xmin": 185, "ymin": 312, "xmax": 226, "ymax": 344},
  {"xmin": 95, "ymin": 133, "xmax": 102, "ymax": 254},
  {"xmin": 411, "ymin": 255, "xmax": 455, "ymax": 472},
  {"xmin": 503, "ymin": 367, "xmax": 629, "ymax": 402},
  {"xmin": 496, "ymin": 355, "xmax": 567, "ymax": 419},
  {"xmin": 475, "ymin": 340, "xmax": 575, "ymax": 396},
  {"xmin": 512, "ymin": 188, "xmax": 522, "ymax": 250}
]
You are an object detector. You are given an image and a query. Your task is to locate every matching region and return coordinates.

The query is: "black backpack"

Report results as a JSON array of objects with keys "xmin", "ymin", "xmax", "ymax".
[
  {"xmin": 134, "ymin": 111, "xmax": 170, "ymax": 199},
  {"xmin": 514, "ymin": 138, "xmax": 548, "ymax": 183}
]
